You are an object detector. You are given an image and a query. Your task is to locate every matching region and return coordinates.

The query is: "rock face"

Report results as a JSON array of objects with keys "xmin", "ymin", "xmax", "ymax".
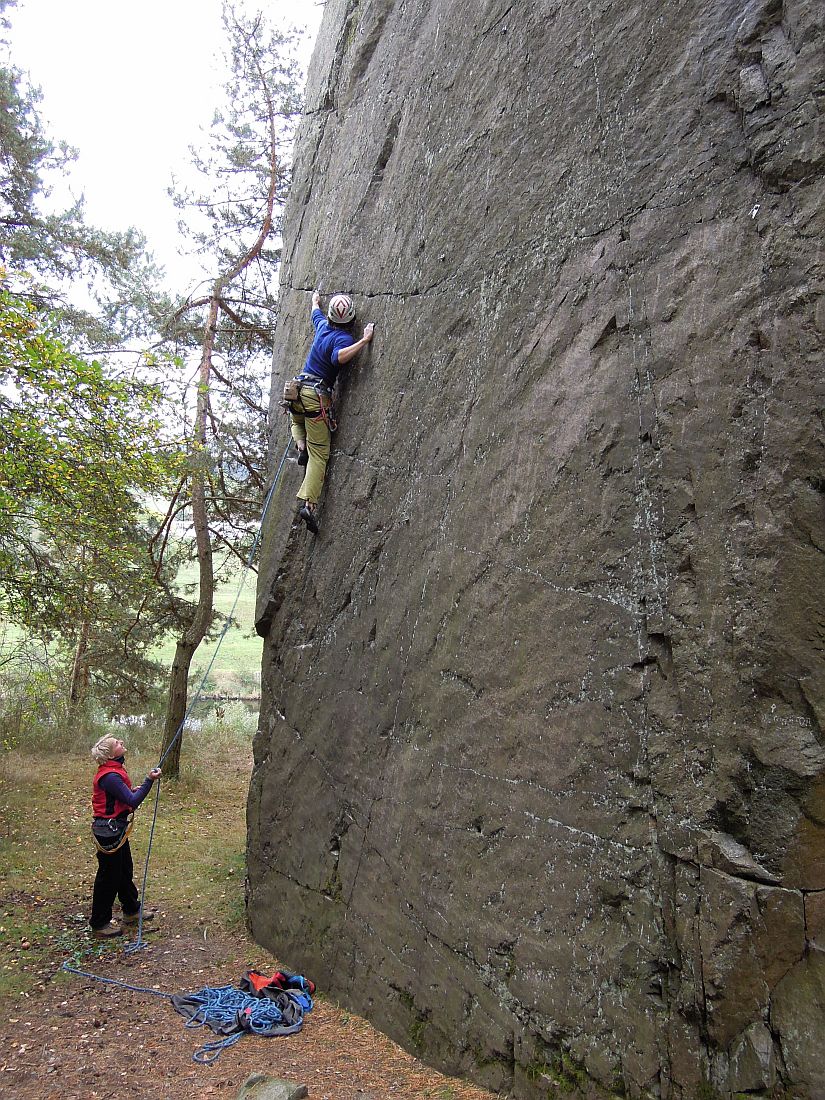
[{"xmin": 249, "ymin": 0, "xmax": 825, "ymax": 1096}]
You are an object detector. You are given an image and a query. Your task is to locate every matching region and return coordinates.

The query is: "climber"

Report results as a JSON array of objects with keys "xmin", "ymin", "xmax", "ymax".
[
  {"xmin": 89, "ymin": 735, "xmax": 161, "ymax": 938},
  {"xmin": 287, "ymin": 289, "xmax": 374, "ymax": 534}
]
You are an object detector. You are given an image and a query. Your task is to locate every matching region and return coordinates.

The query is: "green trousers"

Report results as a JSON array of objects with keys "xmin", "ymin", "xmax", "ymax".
[{"xmin": 290, "ymin": 386, "xmax": 331, "ymax": 505}]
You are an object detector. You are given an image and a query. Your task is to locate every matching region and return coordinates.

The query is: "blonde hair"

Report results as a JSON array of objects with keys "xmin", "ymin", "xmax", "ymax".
[{"xmin": 91, "ymin": 735, "xmax": 121, "ymax": 764}]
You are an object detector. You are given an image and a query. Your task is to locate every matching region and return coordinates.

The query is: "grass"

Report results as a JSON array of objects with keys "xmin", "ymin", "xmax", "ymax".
[{"xmin": 0, "ymin": 738, "xmax": 253, "ymax": 998}]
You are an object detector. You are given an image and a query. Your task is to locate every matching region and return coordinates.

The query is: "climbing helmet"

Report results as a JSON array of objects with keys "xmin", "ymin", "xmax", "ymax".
[{"xmin": 327, "ymin": 294, "xmax": 356, "ymax": 324}]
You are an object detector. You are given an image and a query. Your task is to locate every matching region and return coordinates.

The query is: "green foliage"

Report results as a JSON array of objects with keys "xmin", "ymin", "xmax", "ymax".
[
  {"xmin": 0, "ymin": 0, "xmax": 188, "ymax": 710},
  {"xmin": 0, "ymin": 281, "xmax": 189, "ymax": 708},
  {"xmin": 0, "ymin": 279, "xmax": 181, "ymax": 629},
  {"xmin": 0, "ymin": 648, "xmax": 111, "ymax": 753}
]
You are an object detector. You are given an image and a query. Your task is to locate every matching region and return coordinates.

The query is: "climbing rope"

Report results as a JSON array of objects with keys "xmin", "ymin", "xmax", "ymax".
[
  {"xmin": 177, "ymin": 984, "xmax": 306, "ymax": 1063},
  {"xmin": 61, "ymin": 960, "xmax": 169, "ymax": 999},
  {"xmin": 124, "ymin": 436, "xmax": 291, "ymax": 952},
  {"xmin": 60, "ymin": 963, "xmax": 311, "ymax": 1064}
]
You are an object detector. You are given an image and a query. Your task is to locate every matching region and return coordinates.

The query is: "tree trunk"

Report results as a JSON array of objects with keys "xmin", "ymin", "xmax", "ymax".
[
  {"xmin": 160, "ymin": 637, "xmax": 200, "ymax": 777},
  {"xmin": 69, "ymin": 618, "xmax": 90, "ymax": 706},
  {"xmin": 157, "ymin": 50, "xmax": 284, "ymax": 775},
  {"xmin": 159, "ymin": 294, "xmax": 219, "ymax": 778}
]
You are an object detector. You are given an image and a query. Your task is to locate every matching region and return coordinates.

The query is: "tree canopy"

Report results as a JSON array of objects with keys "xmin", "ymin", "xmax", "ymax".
[
  {"xmin": 0, "ymin": 1, "xmax": 306, "ymax": 726},
  {"xmin": 0, "ymin": 0, "xmax": 186, "ymax": 708},
  {"xmin": 0, "ymin": 277, "xmax": 180, "ymax": 630}
]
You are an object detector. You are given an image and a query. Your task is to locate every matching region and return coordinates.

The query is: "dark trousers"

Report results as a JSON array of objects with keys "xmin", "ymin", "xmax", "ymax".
[{"xmin": 90, "ymin": 840, "xmax": 141, "ymax": 928}]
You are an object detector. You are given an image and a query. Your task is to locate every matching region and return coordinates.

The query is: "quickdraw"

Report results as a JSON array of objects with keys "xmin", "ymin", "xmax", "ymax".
[{"xmin": 311, "ymin": 387, "xmax": 338, "ymax": 433}]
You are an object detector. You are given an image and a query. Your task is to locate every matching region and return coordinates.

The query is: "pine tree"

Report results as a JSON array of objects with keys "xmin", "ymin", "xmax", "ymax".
[{"xmin": 156, "ymin": 3, "xmax": 304, "ymax": 776}]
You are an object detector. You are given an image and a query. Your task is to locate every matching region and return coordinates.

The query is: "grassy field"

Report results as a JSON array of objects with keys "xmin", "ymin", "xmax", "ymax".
[
  {"xmin": 0, "ymin": 740, "xmax": 250, "ymax": 998},
  {"xmin": 153, "ymin": 560, "xmax": 263, "ymax": 697}
]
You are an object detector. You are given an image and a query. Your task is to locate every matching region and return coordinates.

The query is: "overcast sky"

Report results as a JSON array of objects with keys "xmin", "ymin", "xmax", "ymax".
[{"xmin": 7, "ymin": 0, "xmax": 323, "ymax": 290}]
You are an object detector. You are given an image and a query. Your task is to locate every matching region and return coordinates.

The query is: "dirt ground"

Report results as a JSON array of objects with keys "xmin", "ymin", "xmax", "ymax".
[{"xmin": 0, "ymin": 894, "xmax": 498, "ymax": 1100}]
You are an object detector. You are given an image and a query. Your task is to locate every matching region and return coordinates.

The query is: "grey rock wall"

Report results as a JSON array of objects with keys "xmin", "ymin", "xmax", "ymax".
[{"xmin": 249, "ymin": 0, "xmax": 825, "ymax": 1096}]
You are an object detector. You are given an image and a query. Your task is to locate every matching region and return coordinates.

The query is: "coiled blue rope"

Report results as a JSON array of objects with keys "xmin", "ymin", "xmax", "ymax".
[
  {"xmin": 178, "ymin": 984, "xmax": 305, "ymax": 1063},
  {"xmin": 60, "ymin": 963, "xmax": 311, "ymax": 1064}
]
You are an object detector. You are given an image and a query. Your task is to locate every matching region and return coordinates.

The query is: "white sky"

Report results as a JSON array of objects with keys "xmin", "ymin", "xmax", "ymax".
[{"xmin": 7, "ymin": 0, "xmax": 323, "ymax": 292}]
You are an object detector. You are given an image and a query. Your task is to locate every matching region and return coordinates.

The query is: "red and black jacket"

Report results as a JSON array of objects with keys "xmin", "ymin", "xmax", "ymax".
[{"xmin": 92, "ymin": 759, "xmax": 135, "ymax": 819}]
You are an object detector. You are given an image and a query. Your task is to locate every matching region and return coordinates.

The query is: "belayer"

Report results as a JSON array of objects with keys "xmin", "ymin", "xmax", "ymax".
[
  {"xmin": 285, "ymin": 289, "xmax": 374, "ymax": 534},
  {"xmin": 89, "ymin": 735, "xmax": 161, "ymax": 938}
]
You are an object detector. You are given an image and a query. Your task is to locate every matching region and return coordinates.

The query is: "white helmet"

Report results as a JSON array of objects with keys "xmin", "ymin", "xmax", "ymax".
[{"xmin": 327, "ymin": 293, "xmax": 356, "ymax": 324}]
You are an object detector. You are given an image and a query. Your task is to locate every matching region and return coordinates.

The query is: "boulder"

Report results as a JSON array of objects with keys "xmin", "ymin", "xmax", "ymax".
[
  {"xmin": 250, "ymin": 0, "xmax": 825, "ymax": 1095},
  {"xmin": 237, "ymin": 1075, "xmax": 308, "ymax": 1100}
]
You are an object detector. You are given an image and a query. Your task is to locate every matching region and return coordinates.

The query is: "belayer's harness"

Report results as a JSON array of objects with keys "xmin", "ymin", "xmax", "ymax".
[
  {"xmin": 91, "ymin": 758, "xmax": 137, "ymax": 854},
  {"xmin": 91, "ymin": 813, "xmax": 134, "ymax": 855}
]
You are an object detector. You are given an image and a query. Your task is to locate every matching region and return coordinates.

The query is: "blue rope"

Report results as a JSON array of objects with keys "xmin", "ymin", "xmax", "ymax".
[
  {"xmin": 192, "ymin": 1031, "xmax": 245, "ymax": 1063},
  {"xmin": 178, "ymin": 984, "xmax": 304, "ymax": 1064},
  {"xmin": 61, "ymin": 964, "xmax": 312, "ymax": 1064},
  {"xmin": 61, "ymin": 961, "xmax": 170, "ymax": 998},
  {"xmin": 127, "ymin": 440, "xmax": 292, "ymax": 953}
]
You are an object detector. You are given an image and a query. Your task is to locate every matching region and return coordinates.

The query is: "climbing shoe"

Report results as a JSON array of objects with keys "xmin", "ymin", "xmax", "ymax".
[
  {"xmin": 91, "ymin": 921, "xmax": 123, "ymax": 938},
  {"xmin": 297, "ymin": 446, "xmax": 309, "ymax": 467},
  {"xmin": 122, "ymin": 908, "xmax": 156, "ymax": 926},
  {"xmin": 299, "ymin": 504, "xmax": 320, "ymax": 535}
]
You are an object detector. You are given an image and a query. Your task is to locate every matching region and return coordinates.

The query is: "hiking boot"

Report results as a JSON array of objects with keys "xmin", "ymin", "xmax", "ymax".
[
  {"xmin": 298, "ymin": 504, "xmax": 319, "ymax": 535},
  {"xmin": 122, "ymin": 908, "xmax": 156, "ymax": 926},
  {"xmin": 91, "ymin": 921, "xmax": 123, "ymax": 938},
  {"xmin": 297, "ymin": 446, "xmax": 309, "ymax": 467}
]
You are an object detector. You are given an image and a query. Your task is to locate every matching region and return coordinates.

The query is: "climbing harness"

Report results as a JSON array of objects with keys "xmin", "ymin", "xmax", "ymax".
[
  {"xmin": 282, "ymin": 373, "xmax": 338, "ymax": 432},
  {"xmin": 61, "ymin": 961, "xmax": 314, "ymax": 1064},
  {"xmin": 91, "ymin": 813, "xmax": 133, "ymax": 855}
]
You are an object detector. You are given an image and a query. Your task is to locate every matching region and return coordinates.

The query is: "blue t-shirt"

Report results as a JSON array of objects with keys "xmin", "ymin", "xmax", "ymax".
[{"xmin": 302, "ymin": 309, "xmax": 355, "ymax": 386}]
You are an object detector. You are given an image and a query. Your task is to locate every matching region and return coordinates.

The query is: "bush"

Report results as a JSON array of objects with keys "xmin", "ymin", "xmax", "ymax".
[
  {"xmin": 195, "ymin": 700, "xmax": 258, "ymax": 752},
  {"xmin": 0, "ymin": 660, "xmax": 110, "ymax": 754}
]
